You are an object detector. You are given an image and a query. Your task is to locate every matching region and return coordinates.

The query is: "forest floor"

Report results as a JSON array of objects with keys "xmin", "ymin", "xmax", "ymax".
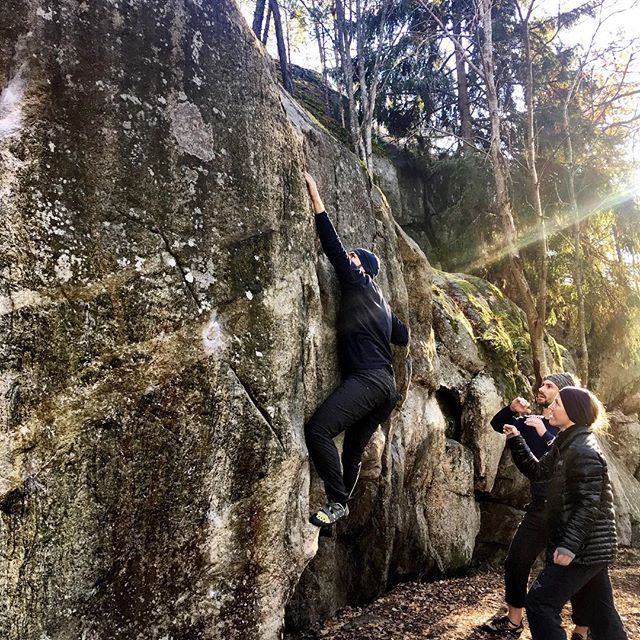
[{"xmin": 288, "ymin": 549, "xmax": 640, "ymax": 639}]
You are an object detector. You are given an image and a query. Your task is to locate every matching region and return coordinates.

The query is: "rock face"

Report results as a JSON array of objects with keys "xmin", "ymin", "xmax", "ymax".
[
  {"xmin": 1, "ymin": 3, "xmax": 637, "ymax": 640},
  {"xmin": 1, "ymin": 2, "xmax": 319, "ymax": 638},
  {"xmin": 373, "ymin": 153, "xmax": 494, "ymax": 272}
]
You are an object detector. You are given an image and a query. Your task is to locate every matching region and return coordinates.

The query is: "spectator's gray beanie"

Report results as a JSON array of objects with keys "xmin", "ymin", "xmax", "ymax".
[{"xmin": 543, "ymin": 372, "xmax": 577, "ymax": 390}]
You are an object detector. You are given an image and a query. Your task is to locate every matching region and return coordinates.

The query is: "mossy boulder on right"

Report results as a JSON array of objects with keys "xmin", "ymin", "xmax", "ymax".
[{"xmin": 433, "ymin": 271, "xmax": 567, "ymax": 400}]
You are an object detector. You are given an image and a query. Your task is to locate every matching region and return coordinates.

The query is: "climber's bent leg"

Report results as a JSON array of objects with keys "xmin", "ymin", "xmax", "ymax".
[
  {"xmin": 304, "ymin": 368, "xmax": 395, "ymax": 505},
  {"xmin": 342, "ymin": 375, "xmax": 397, "ymax": 499}
]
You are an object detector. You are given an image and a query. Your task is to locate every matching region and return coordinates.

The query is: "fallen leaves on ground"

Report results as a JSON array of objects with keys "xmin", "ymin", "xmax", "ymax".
[{"xmin": 288, "ymin": 549, "xmax": 640, "ymax": 639}]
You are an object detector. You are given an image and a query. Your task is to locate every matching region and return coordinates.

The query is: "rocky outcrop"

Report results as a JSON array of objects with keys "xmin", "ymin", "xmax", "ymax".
[
  {"xmin": 1, "ymin": 2, "xmax": 319, "ymax": 638},
  {"xmin": 373, "ymin": 152, "xmax": 494, "ymax": 272},
  {"xmin": 1, "ymin": 2, "xmax": 637, "ymax": 640},
  {"xmin": 608, "ymin": 411, "xmax": 640, "ymax": 481}
]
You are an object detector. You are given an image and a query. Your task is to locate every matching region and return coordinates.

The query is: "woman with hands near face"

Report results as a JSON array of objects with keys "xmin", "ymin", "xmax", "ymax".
[{"xmin": 504, "ymin": 388, "xmax": 627, "ymax": 640}]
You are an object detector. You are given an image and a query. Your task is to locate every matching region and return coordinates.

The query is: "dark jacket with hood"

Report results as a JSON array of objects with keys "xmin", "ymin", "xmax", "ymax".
[
  {"xmin": 315, "ymin": 211, "xmax": 409, "ymax": 375},
  {"xmin": 507, "ymin": 425, "xmax": 617, "ymax": 565}
]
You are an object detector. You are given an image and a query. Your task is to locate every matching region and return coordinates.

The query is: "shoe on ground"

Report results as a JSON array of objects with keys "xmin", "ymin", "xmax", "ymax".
[
  {"xmin": 482, "ymin": 614, "xmax": 524, "ymax": 637},
  {"xmin": 570, "ymin": 633, "xmax": 591, "ymax": 640},
  {"xmin": 309, "ymin": 502, "xmax": 349, "ymax": 527}
]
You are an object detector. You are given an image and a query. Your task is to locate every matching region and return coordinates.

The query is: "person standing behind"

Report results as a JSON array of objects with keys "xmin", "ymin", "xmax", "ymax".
[
  {"xmin": 484, "ymin": 373, "xmax": 590, "ymax": 640},
  {"xmin": 504, "ymin": 386, "xmax": 627, "ymax": 640},
  {"xmin": 303, "ymin": 173, "xmax": 409, "ymax": 527}
]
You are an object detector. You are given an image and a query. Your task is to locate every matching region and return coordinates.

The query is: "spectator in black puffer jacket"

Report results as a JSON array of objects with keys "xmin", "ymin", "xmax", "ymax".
[{"xmin": 504, "ymin": 386, "xmax": 627, "ymax": 640}]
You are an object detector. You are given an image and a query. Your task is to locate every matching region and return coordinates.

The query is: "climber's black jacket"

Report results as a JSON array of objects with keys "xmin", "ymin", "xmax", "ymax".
[
  {"xmin": 315, "ymin": 211, "xmax": 408, "ymax": 375},
  {"xmin": 507, "ymin": 425, "xmax": 617, "ymax": 565}
]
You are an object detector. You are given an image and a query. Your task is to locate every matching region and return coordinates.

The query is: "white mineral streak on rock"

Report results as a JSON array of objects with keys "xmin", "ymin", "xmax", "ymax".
[
  {"xmin": 170, "ymin": 101, "xmax": 214, "ymax": 161},
  {"xmin": 36, "ymin": 6, "xmax": 53, "ymax": 20},
  {"xmin": 54, "ymin": 254, "xmax": 73, "ymax": 282},
  {"xmin": 192, "ymin": 30, "xmax": 204, "ymax": 64},
  {"xmin": 202, "ymin": 310, "xmax": 225, "ymax": 354},
  {"xmin": 0, "ymin": 64, "xmax": 27, "ymax": 140},
  {"xmin": 0, "ymin": 289, "xmax": 46, "ymax": 317},
  {"xmin": 0, "ymin": 431, "xmax": 14, "ymax": 498}
]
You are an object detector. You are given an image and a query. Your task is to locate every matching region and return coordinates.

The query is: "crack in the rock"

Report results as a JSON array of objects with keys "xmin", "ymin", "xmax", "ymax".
[
  {"xmin": 155, "ymin": 228, "xmax": 202, "ymax": 312},
  {"xmin": 112, "ymin": 205, "xmax": 201, "ymax": 311},
  {"xmin": 229, "ymin": 366, "xmax": 285, "ymax": 452},
  {"xmin": 298, "ymin": 274, "xmax": 309, "ymax": 401}
]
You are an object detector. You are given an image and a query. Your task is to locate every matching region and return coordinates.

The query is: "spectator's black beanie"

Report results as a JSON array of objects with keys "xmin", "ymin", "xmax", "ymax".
[
  {"xmin": 559, "ymin": 386, "xmax": 597, "ymax": 426},
  {"xmin": 543, "ymin": 372, "xmax": 576, "ymax": 390},
  {"xmin": 353, "ymin": 248, "xmax": 380, "ymax": 278}
]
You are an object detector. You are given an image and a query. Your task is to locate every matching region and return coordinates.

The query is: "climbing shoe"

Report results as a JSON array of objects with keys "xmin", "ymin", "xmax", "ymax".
[
  {"xmin": 309, "ymin": 502, "xmax": 349, "ymax": 527},
  {"xmin": 482, "ymin": 614, "xmax": 524, "ymax": 636}
]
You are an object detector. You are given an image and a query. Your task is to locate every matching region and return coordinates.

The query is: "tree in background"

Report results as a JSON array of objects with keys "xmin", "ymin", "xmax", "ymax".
[
  {"xmin": 244, "ymin": 0, "xmax": 640, "ymax": 394},
  {"xmin": 253, "ymin": 0, "xmax": 295, "ymax": 94}
]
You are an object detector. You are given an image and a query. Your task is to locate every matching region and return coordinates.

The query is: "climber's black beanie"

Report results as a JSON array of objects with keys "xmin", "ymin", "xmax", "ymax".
[
  {"xmin": 559, "ymin": 386, "xmax": 598, "ymax": 426},
  {"xmin": 353, "ymin": 248, "xmax": 380, "ymax": 278}
]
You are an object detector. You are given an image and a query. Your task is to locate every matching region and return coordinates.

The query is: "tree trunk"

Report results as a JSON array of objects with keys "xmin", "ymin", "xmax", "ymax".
[
  {"xmin": 563, "ymin": 102, "xmax": 589, "ymax": 384},
  {"xmin": 519, "ymin": 2, "xmax": 548, "ymax": 378},
  {"xmin": 312, "ymin": 15, "xmax": 330, "ymax": 114},
  {"xmin": 355, "ymin": 0, "xmax": 370, "ymax": 169},
  {"xmin": 332, "ymin": 24, "xmax": 346, "ymax": 128},
  {"xmin": 453, "ymin": 11, "xmax": 474, "ymax": 150},
  {"xmin": 262, "ymin": 5, "xmax": 272, "ymax": 45},
  {"xmin": 335, "ymin": 0, "xmax": 365, "ymax": 160},
  {"xmin": 269, "ymin": 0, "xmax": 294, "ymax": 94},
  {"xmin": 478, "ymin": 0, "xmax": 546, "ymax": 386},
  {"xmin": 252, "ymin": 0, "xmax": 267, "ymax": 38}
]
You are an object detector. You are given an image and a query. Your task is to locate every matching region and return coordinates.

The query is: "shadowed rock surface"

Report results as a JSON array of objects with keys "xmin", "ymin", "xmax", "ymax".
[{"xmin": 1, "ymin": 2, "xmax": 638, "ymax": 639}]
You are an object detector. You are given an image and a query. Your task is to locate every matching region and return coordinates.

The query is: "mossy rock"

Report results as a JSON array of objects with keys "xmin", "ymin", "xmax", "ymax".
[{"xmin": 433, "ymin": 271, "xmax": 533, "ymax": 400}]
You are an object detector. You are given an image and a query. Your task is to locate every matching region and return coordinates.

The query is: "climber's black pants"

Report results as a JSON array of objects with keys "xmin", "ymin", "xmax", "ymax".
[
  {"xmin": 526, "ymin": 562, "xmax": 627, "ymax": 640},
  {"xmin": 304, "ymin": 368, "xmax": 398, "ymax": 504}
]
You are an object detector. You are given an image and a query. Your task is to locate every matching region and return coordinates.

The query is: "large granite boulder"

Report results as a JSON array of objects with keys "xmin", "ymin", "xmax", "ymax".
[
  {"xmin": 1, "ymin": 1, "xmax": 320, "ymax": 638},
  {"xmin": 1, "ymin": 1, "xmax": 480, "ymax": 638},
  {"xmin": 2, "ymin": 2, "xmax": 636, "ymax": 640}
]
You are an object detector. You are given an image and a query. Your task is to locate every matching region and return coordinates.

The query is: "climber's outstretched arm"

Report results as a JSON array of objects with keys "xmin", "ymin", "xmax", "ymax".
[
  {"xmin": 305, "ymin": 173, "xmax": 365, "ymax": 286},
  {"xmin": 305, "ymin": 172, "xmax": 325, "ymax": 214}
]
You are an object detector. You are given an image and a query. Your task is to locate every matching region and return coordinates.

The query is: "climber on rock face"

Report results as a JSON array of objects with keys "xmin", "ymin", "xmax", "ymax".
[
  {"xmin": 483, "ymin": 372, "xmax": 591, "ymax": 640},
  {"xmin": 303, "ymin": 172, "xmax": 409, "ymax": 528}
]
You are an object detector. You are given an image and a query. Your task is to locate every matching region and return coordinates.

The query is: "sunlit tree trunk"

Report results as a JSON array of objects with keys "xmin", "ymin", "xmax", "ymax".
[
  {"xmin": 518, "ymin": 0, "xmax": 548, "ymax": 379},
  {"xmin": 478, "ymin": 0, "xmax": 546, "ymax": 386},
  {"xmin": 563, "ymin": 103, "xmax": 589, "ymax": 384}
]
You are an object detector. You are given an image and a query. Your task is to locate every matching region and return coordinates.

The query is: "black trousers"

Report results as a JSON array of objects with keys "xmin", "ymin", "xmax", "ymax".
[
  {"xmin": 505, "ymin": 500, "xmax": 588, "ymax": 628},
  {"xmin": 526, "ymin": 562, "xmax": 627, "ymax": 640},
  {"xmin": 304, "ymin": 368, "xmax": 397, "ymax": 504},
  {"xmin": 505, "ymin": 499, "xmax": 551, "ymax": 609}
]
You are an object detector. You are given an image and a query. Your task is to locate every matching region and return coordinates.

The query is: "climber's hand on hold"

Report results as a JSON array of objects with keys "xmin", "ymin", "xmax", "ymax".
[{"xmin": 305, "ymin": 172, "xmax": 325, "ymax": 214}]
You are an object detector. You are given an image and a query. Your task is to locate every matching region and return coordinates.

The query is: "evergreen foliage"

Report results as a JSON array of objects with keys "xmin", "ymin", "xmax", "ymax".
[{"xmin": 249, "ymin": 0, "xmax": 640, "ymax": 400}]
